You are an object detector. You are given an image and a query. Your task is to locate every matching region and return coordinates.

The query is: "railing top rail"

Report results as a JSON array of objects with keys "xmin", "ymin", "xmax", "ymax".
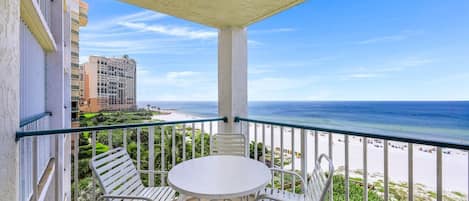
[
  {"xmin": 19, "ymin": 112, "xmax": 52, "ymax": 128},
  {"xmin": 235, "ymin": 116, "xmax": 469, "ymax": 150},
  {"xmin": 16, "ymin": 116, "xmax": 227, "ymax": 141}
]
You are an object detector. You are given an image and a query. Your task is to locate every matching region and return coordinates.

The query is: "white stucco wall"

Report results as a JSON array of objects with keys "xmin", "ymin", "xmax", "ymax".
[
  {"xmin": 20, "ymin": 23, "xmax": 46, "ymax": 120},
  {"xmin": 0, "ymin": 0, "xmax": 20, "ymax": 200}
]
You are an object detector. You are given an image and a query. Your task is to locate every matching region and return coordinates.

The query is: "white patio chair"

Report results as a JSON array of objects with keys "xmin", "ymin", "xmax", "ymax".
[
  {"xmin": 210, "ymin": 133, "xmax": 247, "ymax": 157},
  {"xmin": 90, "ymin": 147, "xmax": 176, "ymax": 201},
  {"xmin": 256, "ymin": 154, "xmax": 334, "ymax": 201}
]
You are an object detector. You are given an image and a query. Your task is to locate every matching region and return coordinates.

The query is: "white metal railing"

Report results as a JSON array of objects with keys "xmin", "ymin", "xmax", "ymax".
[
  {"xmin": 66, "ymin": 118, "xmax": 224, "ymax": 201},
  {"xmin": 16, "ymin": 116, "xmax": 469, "ymax": 201},
  {"xmin": 236, "ymin": 117, "xmax": 468, "ymax": 201}
]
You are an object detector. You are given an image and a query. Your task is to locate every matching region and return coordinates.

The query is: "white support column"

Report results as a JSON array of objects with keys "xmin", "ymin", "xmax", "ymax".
[
  {"xmin": 0, "ymin": 0, "xmax": 20, "ymax": 200},
  {"xmin": 218, "ymin": 27, "xmax": 248, "ymax": 134},
  {"xmin": 62, "ymin": 3, "xmax": 72, "ymax": 201},
  {"xmin": 46, "ymin": 0, "xmax": 66, "ymax": 200},
  {"xmin": 46, "ymin": 0, "xmax": 66, "ymax": 130}
]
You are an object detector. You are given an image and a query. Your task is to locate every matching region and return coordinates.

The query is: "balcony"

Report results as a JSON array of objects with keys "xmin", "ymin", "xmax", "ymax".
[
  {"xmin": 6, "ymin": 0, "xmax": 468, "ymax": 200},
  {"xmin": 17, "ymin": 112, "xmax": 469, "ymax": 201}
]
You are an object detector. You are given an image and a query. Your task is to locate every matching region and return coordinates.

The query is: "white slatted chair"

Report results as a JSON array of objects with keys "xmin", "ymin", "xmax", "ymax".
[
  {"xmin": 256, "ymin": 154, "xmax": 334, "ymax": 201},
  {"xmin": 210, "ymin": 133, "xmax": 247, "ymax": 157},
  {"xmin": 90, "ymin": 147, "xmax": 176, "ymax": 201}
]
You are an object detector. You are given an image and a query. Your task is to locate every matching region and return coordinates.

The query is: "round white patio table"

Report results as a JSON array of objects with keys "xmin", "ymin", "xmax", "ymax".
[{"xmin": 168, "ymin": 155, "xmax": 271, "ymax": 200}]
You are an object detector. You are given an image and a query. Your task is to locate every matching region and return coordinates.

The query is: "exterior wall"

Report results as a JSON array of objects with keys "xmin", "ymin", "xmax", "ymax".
[
  {"xmin": 81, "ymin": 55, "xmax": 137, "ymax": 112},
  {"xmin": 0, "ymin": 0, "xmax": 20, "ymax": 200},
  {"xmin": 20, "ymin": 23, "xmax": 46, "ymax": 119},
  {"xmin": 20, "ymin": 0, "xmax": 72, "ymax": 200},
  {"xmin": 19, "ymin": 21, "xmax": 54, "ymax": 201},
  {"xmin": 1, "ymin": 0, "xmax": 74, "ymax": 199}
]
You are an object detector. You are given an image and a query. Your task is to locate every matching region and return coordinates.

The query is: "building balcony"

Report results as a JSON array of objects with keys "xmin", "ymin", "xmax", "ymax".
[
  {"xmin": 16, "ymin": 113, "xmax": 469, "ymax": 201},
  {"xmin": 5, "ymin": 0, "xmax": 467, "ymax": 200}
]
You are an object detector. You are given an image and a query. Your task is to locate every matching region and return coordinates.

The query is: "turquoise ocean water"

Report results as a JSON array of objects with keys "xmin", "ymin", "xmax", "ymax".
[{"xmin": 139, "ymin": 101, "xmax": 469, "ymax": 141}]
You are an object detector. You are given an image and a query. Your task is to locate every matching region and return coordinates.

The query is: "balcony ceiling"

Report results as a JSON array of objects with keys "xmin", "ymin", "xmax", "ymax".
[{"xmin": 121, "ymin": 0, "xmax": 304, "ymax": 28}]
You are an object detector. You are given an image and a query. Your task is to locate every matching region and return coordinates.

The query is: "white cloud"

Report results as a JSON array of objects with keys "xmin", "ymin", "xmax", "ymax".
[
  {"xmin": 118, "ymin": 11, "xmax": 167, "ymax": 23},
  {"xmin": 80, "ymin": 10, "xmax": 217, "ymax": 57},
  {"xmin": 79, "ymin": 55, "xmax": 89, "ymax": 64},
  {"xmin": 166, "ymin": 71, "xmax": 200, "ymax": 79},
  {"xmin": 248, "ymin": 40, "xmax": 263, "ymax": 47},
  {"xmin": 347, "ymin": 73, "xmax": 379, "ymax": 78},
  {"xmin": 343, "ymin": 57, "xmax": 435, "ymax": 79},
  {"xmin": 136, "ymin": 68, "xmax": 217, "ymax": 101},
  {"xmin": 118, "ymin": 22, "xmax": 217, "ymax": 39},
  {"xmin": 82, "ymin": 11, "xmax": 167, "ymax": 31},
  {"xmin": 356, "ymin": 30, "xmax": 423, "ymax": 45},
  {"xmin": 249, "ymin": 67, "xmax": 274, "ymax": 75},
  {"xmin": 356, "ymin": 34, "xmax": 408, "ymax": 44},
  {"xmin": 400, "ymin": 57, "xmax": 434, "ymax": 67},
  {"xmin": 250, "ymin": 28, "xmax": 296, "ymax": 34}
]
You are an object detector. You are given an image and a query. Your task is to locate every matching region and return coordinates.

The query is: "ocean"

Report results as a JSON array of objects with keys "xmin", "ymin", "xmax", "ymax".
[{"xmin": 138, "ymin": 101, "xmax": 469, "ymax": 139}]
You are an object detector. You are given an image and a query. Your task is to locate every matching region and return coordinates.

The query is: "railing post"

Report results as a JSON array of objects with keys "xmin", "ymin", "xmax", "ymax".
[
  {"xmin": 201, "ymin": 123, "xmax": 205, "ymax": 156},
  {"xmin": 292, "ymin": 128, "xmax": 296, "ymax": 192},
  {"xmin": 246, "ymin": 122, "xmax": 250, "ymax": 158},
  {"xmin": 191, "ymin": 123, "xmax": 195, "ymax": 159},
  {"xmin": 300, "ymin": 129, "xmax": 307, "ymax": 184},
  {"xmin": 384, "ymin": 140, "xmax": 389, "ymax": 201},
  {"xmin": 254, "ymin": 123, "xmax": 258, "ymax": 160},
  {"xmin": 345, "ymin": 135, "xmax": 349, "ymax": 201},
  {"xmin": 161, "ymin": 126, "xmax": 166, "ymax": 185},
  {"xmin": 408, "ymin": 143, "xmax": 413, "ymax": 201},
  {"xmin": 182, "ymin": 124, "xmax": 186, "ymax": 161},
  {"xmin": 436, "ymin": 147, "xmax": 442, "ymax": 201},
  {"xmin": 123, "ymin": 128, "xmax": 127, "ymax": 150},
  {"xmin": 210, "ymin": 122, "xmax": 213, "ymax": 154},
  {"xmin": 148, "ymin": 126, "xmax": 155, "ymax": 186},
  {"xmin": 262, "ymin": 124, "xmax": 266, "ymax": 164},
  {"xmin": 172, "ymin": 125, "xmax": 176, "ymax": 166},
  {"xmin": 91, "ymin": 131, "xmax": 97, "ymax": 201},
  {"xmin": 271, "ymin": 125, "xmax": 275, "ymax": 169},
  {"xmin": 363, "ymin": 137, "xmax": 368, "ymax": 201},
  {"xmin": 314, "ymin": 131, "xmax": 319, "ymax": 162},
  {"xmin": 328, "ymin": 132, "xmax": 333, "ymax": 201},
  {"xmin": 108, "ymin": 129, "xmax": 112, "ymax": 149},
  {"xmin": 280, "ymin": 126, "xmax": 284, "ymax": 190},
  {"xmin": 137, "ymin": 128, "xmax": 141, "ymax": 171}
]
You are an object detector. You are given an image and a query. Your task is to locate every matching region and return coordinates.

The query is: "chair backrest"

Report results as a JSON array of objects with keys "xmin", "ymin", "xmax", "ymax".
[
  {"xmin": 90, "ymin": 148, "xmax": 144, "ymax": 196},
  {"xmin": 306, "ymin": 154, "xmax": 334, "ymax": 201},
  {"xmin": 210, "ymin": 133, "xmax": 246, "ymax": 157}
]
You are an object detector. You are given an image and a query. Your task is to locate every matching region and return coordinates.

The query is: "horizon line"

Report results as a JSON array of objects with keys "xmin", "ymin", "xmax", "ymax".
[{"xmin": 137, "ymin": 99, "xmax": 469, "ymax": 102}]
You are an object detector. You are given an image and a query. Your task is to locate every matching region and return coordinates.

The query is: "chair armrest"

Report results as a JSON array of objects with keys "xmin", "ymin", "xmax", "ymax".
[
  {"xmin": 101, "ymin": 194, "xmax": 153, "ymax": 201},
  {"xmin": 270, "ymin": 168, "xmax": 307, "ymax": 192}
]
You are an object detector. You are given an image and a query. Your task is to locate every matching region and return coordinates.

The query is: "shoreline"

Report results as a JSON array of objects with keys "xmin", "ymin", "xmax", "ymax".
[{"xmin": 152, "ymin": 109, "xmax": 468, "ymax": 194}]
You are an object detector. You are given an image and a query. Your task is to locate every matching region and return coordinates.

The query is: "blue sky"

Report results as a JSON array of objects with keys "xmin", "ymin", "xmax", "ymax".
[{"xmin": 80, "ymin": 0, "xmax": 469, "ymax": 101}]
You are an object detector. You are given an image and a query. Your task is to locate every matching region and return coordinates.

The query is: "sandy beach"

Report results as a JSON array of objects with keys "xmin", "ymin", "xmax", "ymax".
[{"xmin": 153, "ymin": 110, "xmax": 468, "ymax": 194}]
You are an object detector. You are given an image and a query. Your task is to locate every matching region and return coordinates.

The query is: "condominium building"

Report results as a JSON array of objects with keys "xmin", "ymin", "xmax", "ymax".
[
  {"xmin": 81, "ymin": 55, "xmax": 137, "ymax": 112},
  {"xmin": 71, "ymin": 0, "xmax": 88, "ymax": 127}
]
